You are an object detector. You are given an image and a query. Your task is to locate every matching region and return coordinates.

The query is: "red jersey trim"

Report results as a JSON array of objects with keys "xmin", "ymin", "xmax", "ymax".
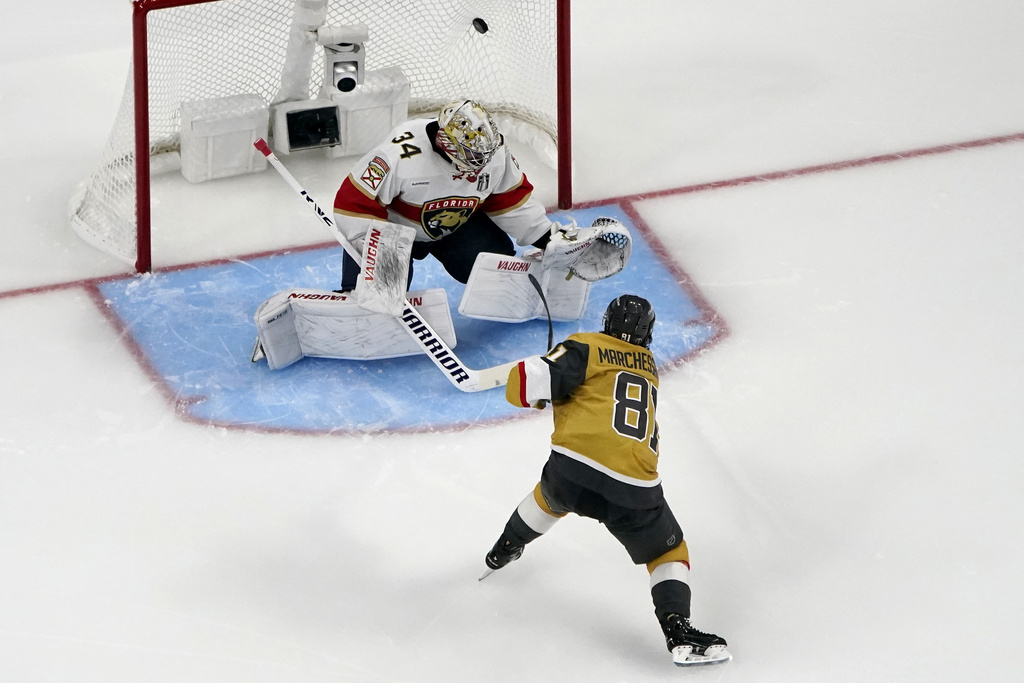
[
  {"xmin": 334, "ymin": 177, "xmax": 388, "ymax": 220},
  {"xmin": 481, "ymin": 176, "xmax": 534, "ymax": 215},
  {"xmin": 517, "ymin": 361, "xmax": 529, "ymax": 407},
  {"xmin": 390, "ymin": 196, "xmax": 425, "ymax": 225}
]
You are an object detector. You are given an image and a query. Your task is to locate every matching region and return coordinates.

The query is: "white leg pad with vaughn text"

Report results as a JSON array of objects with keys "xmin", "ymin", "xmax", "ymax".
[
  {"xmin": 354, "ymin": 220, "xmax": 416, "ymax": 316},
  {"xmin": 538, "ymin": 267, "xmax": 591, "ymax": 321},
  {"xmin": 458, "ymin": 252, "xmax": 590, "ymax": 323},
  {"xmin": 253, "ymin": 288, "xmax": 456, "ymax": 369}
]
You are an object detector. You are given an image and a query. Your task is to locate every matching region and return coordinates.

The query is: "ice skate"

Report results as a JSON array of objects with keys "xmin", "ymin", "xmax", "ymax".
[
  {"xmin": 478, "ymin": 536, "xmax": 524, "ymax": 580},
  {"xmin": 660, "ymin": 614, "xmax": 731, "ymax": 667}
]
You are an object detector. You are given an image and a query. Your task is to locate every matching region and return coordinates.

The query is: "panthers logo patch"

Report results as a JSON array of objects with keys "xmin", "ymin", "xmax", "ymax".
[{"xmin": 422, "ymin": 196, "xmax": 480, "ymax": 239}]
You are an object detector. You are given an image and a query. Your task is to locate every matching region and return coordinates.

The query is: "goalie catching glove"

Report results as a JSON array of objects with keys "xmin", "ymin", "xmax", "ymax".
[{"xmin": 541, "ymin": 217, "xmax": 632, "ymax": 281}]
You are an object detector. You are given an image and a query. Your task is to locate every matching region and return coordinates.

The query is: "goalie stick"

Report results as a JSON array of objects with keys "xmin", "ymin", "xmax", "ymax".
[
  {"xmin": 527, "ymin": 273, "xmax": 554, "ymax": 352},
  {"xmin": 253, "ymin": 138, "xmax": 516, "ymax": 392}
]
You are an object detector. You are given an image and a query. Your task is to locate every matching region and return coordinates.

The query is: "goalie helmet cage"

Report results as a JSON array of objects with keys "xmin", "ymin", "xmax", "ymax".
[{"xmin": 70, "ymin": 0, "xmax": 573, "ymax": 273}]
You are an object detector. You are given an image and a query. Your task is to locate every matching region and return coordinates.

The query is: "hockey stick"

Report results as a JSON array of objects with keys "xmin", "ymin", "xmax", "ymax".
[
  {"xmin": 253, "ymin": 138, "xmax": 516, "ymax": 392},
  {"xmin": 527, "ymin": 273, "xmax": 554, "ymax": 352}
]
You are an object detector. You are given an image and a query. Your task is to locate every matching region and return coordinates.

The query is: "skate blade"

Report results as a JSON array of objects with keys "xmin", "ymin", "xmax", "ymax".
[{"xmin": 672, "ymin": 645, "xmax": 732, "ymax": 667}]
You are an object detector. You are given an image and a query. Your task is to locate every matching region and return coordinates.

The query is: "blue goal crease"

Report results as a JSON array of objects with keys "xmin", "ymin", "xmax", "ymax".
[{"xmin": 98, "ymin": 203, "xmax": 725, "ymax": 434}]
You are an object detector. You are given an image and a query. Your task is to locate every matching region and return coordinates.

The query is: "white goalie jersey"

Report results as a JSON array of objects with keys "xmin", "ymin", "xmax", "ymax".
[
  {"xmin": 251, "ymin": 104, "xmax": 633, "ymax": 374},
  {"xmin": 332, "ymin": 117, "xmax": 554, "ymax": 251}
]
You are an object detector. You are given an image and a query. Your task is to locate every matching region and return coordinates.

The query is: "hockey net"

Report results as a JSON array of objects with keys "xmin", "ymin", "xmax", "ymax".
[{"xmin": 70, "ymin": 0, "xmax": 571, "ymax": 271}]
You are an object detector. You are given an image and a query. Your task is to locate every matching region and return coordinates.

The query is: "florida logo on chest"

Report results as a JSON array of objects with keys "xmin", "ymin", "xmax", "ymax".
[{"xmin": 421, "ymin": 196, "xmax": 480, "ymax": 239}]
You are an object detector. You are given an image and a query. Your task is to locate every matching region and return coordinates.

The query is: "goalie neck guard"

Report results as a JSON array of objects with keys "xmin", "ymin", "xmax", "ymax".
[
  {"xmin": 602, "ymin": 295, "xmax": 655, "ymax": 348},
  {"xmin": 436, "ymin": 100, "xmax": 502, "ymax": 172}
]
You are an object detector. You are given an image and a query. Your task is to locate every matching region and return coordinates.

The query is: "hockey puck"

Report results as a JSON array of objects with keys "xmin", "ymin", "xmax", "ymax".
[{"xmin": 472, "ymin": 17, "xmax": 489, "ymax": 34}]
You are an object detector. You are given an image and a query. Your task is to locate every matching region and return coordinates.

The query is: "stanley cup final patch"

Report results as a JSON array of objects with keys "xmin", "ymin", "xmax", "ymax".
[{"xmin": 359, "ymin": 156, "xmax": 391, "ymax": 191}]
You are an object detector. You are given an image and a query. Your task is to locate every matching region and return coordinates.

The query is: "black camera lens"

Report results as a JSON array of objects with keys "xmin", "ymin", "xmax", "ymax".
[{"xmin": 333, "ymin": 63, "xmax": 358, "ymax": 92}]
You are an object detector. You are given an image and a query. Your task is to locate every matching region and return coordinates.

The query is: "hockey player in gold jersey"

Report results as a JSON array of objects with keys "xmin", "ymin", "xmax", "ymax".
[{"xmin": 482, "ymin": 295, "xmax": 731, "ymax": 667}]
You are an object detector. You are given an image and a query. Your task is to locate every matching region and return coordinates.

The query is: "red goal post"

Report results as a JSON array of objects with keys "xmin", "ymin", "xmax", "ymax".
[{"xmin": 70, "ymin": 0, "xmax": 572, "ymax": 273}]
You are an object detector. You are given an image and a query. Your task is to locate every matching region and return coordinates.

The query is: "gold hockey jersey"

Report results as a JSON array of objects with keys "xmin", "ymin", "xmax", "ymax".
[{"xmin": 507, "ymin": 332, "xmax": 662, "ymax": 497}]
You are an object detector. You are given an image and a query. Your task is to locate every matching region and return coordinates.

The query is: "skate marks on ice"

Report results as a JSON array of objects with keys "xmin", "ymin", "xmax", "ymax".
[{"xmin": 95, "ymin": 204, "xmax": 726, "ymax": 434}]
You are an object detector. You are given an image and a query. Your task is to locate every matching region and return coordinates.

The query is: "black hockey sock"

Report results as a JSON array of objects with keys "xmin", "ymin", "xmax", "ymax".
[
  {"xmin": 503, "ymin": 509, "xmax": 544, "ymax": 546},
  {"xmin": 652, "ymin": 579, "xmax": 692, "ymax": 623},
  {"xmin": 339, "ymin": 250, "xmax": 360, "ymax": 291}
]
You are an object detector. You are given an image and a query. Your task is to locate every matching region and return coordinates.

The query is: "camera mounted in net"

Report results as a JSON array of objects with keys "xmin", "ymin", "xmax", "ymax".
[{"xmin": 318, "ymin": 24, "xmax": 367, "ymax": 93}]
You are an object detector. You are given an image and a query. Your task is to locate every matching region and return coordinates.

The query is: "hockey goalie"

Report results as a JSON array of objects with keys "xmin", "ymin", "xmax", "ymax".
[{"xmin": 253, "ymin": 99, "xmax": 631, "ymax": 369}]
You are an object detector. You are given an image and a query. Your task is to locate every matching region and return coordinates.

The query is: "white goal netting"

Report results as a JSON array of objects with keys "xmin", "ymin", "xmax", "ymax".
[{"xmin": 70, "ymin": 0, "xmax": 563, "ymax": 268}]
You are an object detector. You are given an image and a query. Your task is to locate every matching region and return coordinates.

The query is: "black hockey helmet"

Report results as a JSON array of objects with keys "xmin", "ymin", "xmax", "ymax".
[{"xmin": 602, "ymin": 295, "xmax": 656, "ymax": 348}]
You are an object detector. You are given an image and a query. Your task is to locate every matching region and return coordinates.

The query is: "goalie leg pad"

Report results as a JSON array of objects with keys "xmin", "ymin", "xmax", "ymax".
[
  {"xmin": 252, "ymin": 291, "xmax": 303, "ymax": 370},
  {"xmin": 253, "ymin": 288, "xmax": 456, "ymax": 368},
  {"xmin": 458, "ymin": 252, "xmax": 590, "ymax": 322},
  {"xmin": 354, "ymin": 220, "xmax": 416, "ymax": 316},
  {"xmin": 541, "ymin": 268, "xmax": 591, "ymax": 321},
  {"xmin": 458, "ymin": 253, "xmax": 545, "ymax": 322}
]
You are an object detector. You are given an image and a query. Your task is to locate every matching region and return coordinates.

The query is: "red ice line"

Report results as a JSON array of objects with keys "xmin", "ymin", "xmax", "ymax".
[
  {"xmin": 578, "ymin": 130, "xmax": 1024, "ymax": 207},
  {"xmin": 2, "ymin": 130, "xmax": 1022, "ymax": 302},
  {"xmin": 5, "ymin": 131, "xmax": 1023, "ymax": 435}
]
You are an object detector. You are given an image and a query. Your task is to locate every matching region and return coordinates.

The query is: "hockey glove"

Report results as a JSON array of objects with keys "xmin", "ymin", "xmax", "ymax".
[{"xmin": 542, "ymin": 217, "xmax": 632, "ymax": 281}]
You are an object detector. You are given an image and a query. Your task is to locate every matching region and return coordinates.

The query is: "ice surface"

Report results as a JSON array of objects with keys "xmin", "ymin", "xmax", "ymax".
[{"xmin": 2, "ymin": 1, "xmax": 1023, "ymax": 680}]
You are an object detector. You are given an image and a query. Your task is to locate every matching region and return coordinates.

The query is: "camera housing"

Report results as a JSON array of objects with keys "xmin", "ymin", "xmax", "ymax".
[
  {"xmin": 319, "ymin": 24, "xmax": 367, "ymax": 95},
  {"xmin": 333, "ymin": 59, "xmax": 359, "ymax": 92},
  {"xmin": 271, "ymin": 99, "xmax": 341, "ymax": 154},
  {"xmin": 268, "ymin": 23, "xmax": 409, "ymax": 158}
]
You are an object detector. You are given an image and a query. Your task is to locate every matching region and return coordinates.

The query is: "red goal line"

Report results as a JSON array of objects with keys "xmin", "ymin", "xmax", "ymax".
[
  {"xmin": 4, "ymin": 130, "xmax": 1024, "ymax": 301},
  {"xmin": 574, "ymin": 130, "xmax": 1024, "ymax": 209}
]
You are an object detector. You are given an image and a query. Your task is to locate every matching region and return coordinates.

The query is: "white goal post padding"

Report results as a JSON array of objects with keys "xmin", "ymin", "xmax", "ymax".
[{"xmin": 69, "ymin": 0, "xmax": 570, "ymax": 271}]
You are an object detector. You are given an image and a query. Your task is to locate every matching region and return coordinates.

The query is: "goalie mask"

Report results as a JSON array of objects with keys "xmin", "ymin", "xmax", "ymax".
[
  {"xmin": 602, "ymin": 295, "xmax": 655, "ymax": 348},
  {"xmin": 436, "ymin": 100, "xmax": 502, "ymax": 172}
]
